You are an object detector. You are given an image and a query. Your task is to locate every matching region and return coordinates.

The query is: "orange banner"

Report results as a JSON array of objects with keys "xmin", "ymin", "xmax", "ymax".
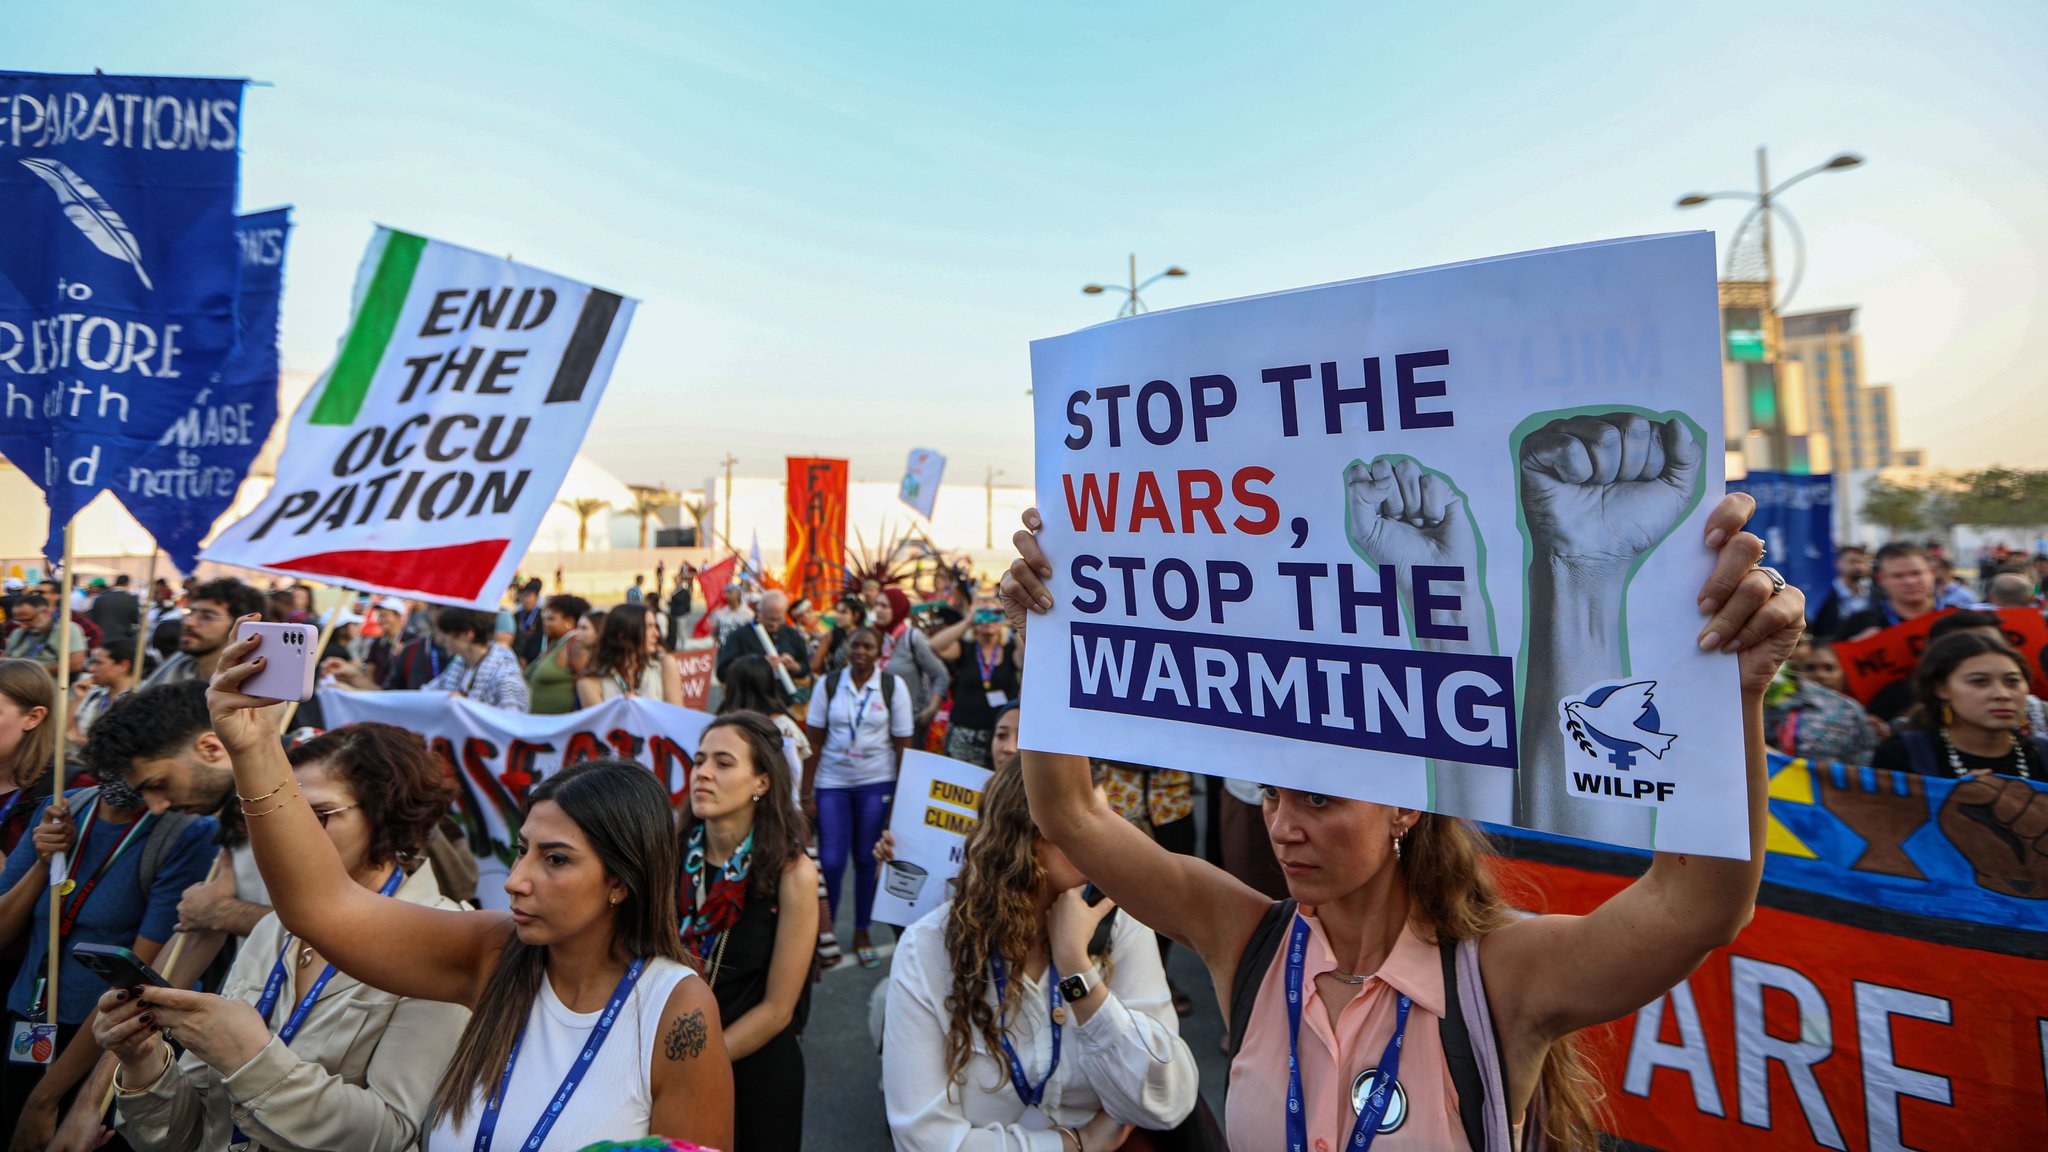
[
  {"xmin": 1835, "ymin": 608, "xmax": 2048, "ymax": 704},
  {"xmin": 785, "ymin": 457, "xmax": 848, "ymax": 610}
]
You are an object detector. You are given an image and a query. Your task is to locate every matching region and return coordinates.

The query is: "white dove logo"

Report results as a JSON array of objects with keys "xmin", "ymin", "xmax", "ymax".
[{"xmin": 1564, "ymin": 681, "xmax": 1676, "ymax": 759}]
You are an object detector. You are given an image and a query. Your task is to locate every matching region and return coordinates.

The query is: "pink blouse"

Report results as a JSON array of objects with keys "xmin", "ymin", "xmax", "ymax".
[{"xmin": 1227, "ymin": 912, "xmax": 1467, "ymax": 1152}]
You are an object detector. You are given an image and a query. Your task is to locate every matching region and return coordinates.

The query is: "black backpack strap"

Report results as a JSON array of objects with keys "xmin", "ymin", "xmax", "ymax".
[
  {"xmin": 1225, "ymin": 898, "xmax": 1296, "ymax": 1070},
  {"xmin": 881, "ymin": 671, "xmax": 899, "ymax": 724},
  {"xmin": 138, "ymin": 812, "xmax": 200, "ymax": 894},
  {"xmin": 1439, "ymin": 936, "xmax": 1489, "ymax": 1152}
]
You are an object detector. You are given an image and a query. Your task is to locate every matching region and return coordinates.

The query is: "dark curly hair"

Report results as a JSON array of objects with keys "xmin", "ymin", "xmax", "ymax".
[
  {"xmin": 188, "ymin": 576, "xmax": 265, "ymax": 622},
  {"xmin": 287, "ymin": 723, "xmax": 456, "ymax": 867},
  {"xmin": 84, "ymin": 680, "xmax": 213, "ymax": 782},
  {"xmin": 433, "ymin": 607, "xmax": 496, "ymax": 643}
]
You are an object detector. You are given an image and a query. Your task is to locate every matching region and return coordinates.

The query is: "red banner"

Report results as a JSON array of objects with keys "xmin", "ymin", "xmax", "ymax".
[
  {"xmin": 785, "ymin": 457, "xmax": 848, "ymax": 609},
  {"xmin": 1491, "ymin": 852, "xmax": 2048, "ymax": 1151},
  {"xmin": 1835, "ymin": 608, "xmax": 2048, "ymax": 704}
]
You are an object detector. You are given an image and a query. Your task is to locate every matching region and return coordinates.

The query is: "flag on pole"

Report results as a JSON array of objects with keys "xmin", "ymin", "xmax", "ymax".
[{"xmin": 749, "ymin": 531, "xmax": 764, "ymax": 580}]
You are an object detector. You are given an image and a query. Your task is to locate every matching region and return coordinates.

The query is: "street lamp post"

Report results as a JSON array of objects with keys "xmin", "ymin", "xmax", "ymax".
[
  {"xmin": 1676, "ymin": 147, "xmax": 1862, "ymax": 471},
  {"xmin": 1082, "ymin": 254, "xmax": 1187, "ymax": 318}
]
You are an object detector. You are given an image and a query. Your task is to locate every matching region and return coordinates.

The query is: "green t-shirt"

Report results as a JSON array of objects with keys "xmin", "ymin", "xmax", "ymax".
[{"xmin": 4, "ymin": 621, "xmax": 86, "ymax": 667}]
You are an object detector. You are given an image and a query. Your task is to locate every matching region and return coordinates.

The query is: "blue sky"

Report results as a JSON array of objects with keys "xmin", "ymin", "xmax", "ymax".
[{"xmin": 16, "ymin": 1, "xmax": 2048, "ymax": 491}]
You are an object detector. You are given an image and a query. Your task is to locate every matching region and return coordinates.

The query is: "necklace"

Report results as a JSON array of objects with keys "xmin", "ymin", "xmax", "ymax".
[
  {"xmin": 1327, "ymin": 971, "xmax": 1369, "ymax": 985},
  {"xmin": 1938, "ymin": 725, "xmax": 2033, "ymax": 780}
]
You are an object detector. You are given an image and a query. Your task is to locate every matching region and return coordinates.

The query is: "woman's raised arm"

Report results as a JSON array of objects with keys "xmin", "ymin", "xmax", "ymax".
[
  {"xmin": 1002, "ymin": 510, "xmax": 1270, "ymax": 995},
  {"xmin": 208, "ymin": 623, "xmax": 509, "ymax": 1007}
]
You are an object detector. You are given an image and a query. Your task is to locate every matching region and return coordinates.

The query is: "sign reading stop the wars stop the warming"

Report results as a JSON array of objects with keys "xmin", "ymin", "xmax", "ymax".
[
  {"xmin": 204, "ymin": 229, "xmax": 634, "ymax": 609},
  {"xmin": 1021, "ymin": 233, "xmax": 1750, "ymax": 858}
]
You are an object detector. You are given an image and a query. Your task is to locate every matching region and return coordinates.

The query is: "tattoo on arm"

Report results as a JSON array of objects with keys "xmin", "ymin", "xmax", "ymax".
[{"xmin": 664, "ymin": 1009, "xmax": 707, "ymax": 1061}]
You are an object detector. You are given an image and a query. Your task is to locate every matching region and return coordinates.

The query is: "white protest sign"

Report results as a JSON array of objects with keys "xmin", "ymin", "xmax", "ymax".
[
  {"xmin": 1021, "ymin": 233, "xmax": 1748, "ymax": 857},
  {"xmin": 873, "ymin": 750, "xmax": 992, "ymax": 927},
  {"xmin": 204, "ymin": 230, "xmax": 634, "ymax": 608},
  {"xmin": 320, "ymin": 690, "xmax": 712, "ymax": 907},
  {"xmin": 899, "ymin": 447, "xmax": 946, "ymax": 520}
]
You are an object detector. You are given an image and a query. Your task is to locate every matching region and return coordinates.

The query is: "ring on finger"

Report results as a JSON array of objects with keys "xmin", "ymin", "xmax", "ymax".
[{"xmin": 1755, "ymin": 565, "xmax": 1787, "ymax": 596}]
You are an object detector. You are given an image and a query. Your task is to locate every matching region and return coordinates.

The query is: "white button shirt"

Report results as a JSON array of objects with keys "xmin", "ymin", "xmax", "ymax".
[{"xmin": 883, "ymin": 900, "xmax": 1199, "ymax": 1150}]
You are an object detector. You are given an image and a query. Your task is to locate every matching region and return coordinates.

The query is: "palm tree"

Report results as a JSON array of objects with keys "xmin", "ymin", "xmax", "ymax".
[
  {"xmin": 682, "ymin": 498, "xmax": 711, "ymax": 547},
  {"xmin": 558, "ymin": 497, "xmax": 611, "ymax": 552},
  {"xmin": 627, "ymin": 485, "xmax": 680, "ymax": 549}
]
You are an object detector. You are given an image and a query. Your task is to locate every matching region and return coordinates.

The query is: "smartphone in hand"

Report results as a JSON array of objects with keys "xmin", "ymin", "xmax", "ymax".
[
  {"xmin": 232, "ymin": 621, "xmax": 320, "ymax": 702},
  {"xmin": 73, "ymin": 944, "xmax": 171, "ymax": 991}
]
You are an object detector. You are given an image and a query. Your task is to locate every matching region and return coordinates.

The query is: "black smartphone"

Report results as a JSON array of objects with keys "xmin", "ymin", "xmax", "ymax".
[
  {"xmin": 1082, "ymin": 882, "xmax": 1107, "ymax": 907},
  {"xmin": 72, "ymin": 944, "xmax": 171, "ymax": 991}
]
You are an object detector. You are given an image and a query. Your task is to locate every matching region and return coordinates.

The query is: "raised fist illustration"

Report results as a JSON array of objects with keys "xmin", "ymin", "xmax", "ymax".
[
  {"xmin": 1344, "ymin": 456, "xmax": 1480, "ymax": 579},
  {"xmin": 1518, "ymin": 413, "xmax": 1702, "ymax": 567},
  {"xmin": 1939, "ymin": 774, "xmax": 2048, "ymax": 900}
]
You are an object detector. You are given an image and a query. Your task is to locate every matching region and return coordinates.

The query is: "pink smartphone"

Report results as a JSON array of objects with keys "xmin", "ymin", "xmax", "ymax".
[{"xmin": 232, "ymin": 621, "xmax": 319, "ymax": 702}]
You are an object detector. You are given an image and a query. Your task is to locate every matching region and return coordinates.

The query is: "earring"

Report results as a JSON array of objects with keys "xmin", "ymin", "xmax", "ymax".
[
  {"xmin": 1393, "ymin": 832, "xmax": 1404, "ymax": 862},
  {"xmin": 1942, "ymin": 702, "xmax": 1955, "ymax": 727},
  {"xmin": 752, "ymin": 793, "xmax": 764, "ymax": 804},
  {"xmin": 610, "ymin": 894, "xmax": 621, "ymax": 906}
]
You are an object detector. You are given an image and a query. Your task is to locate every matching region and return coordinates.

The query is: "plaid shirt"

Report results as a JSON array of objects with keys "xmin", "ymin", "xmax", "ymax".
[{"xmin": 427, "ymin": 643, "xmax": 530, "ymax": 712}]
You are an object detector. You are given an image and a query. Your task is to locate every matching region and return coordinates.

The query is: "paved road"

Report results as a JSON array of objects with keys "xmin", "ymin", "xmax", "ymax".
[{"xmin": 796, "ymin": 897, "xmax": 1235, "ymax": 1150}]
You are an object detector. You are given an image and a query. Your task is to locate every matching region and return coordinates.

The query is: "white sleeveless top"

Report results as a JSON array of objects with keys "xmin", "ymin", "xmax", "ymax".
[{"xmin": 426, "ymin": 957, "xmax": 695, "ymax": 1151}]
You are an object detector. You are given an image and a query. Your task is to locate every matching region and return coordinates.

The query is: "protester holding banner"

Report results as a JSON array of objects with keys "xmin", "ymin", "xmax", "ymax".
[
  {"xmin": 882, "ymin": 758, "xmax": 1198, "ymax": 1152},
  {"xmin": 803, "ymin": 628, "xmax": 914, "ymax": 969},
  {"xmin": 139, "ymin": 578, "xmax": 267, "ymax": 691},
  {"xmin": 999, "ymin": 496, "xmax": 1805, "ymax": 1151},
  {"xmin": 205, "ymin": 628, "xmax": 734, "ymax": 1151},
  {"xmin": 98, "ymin": 723, "xmax": 471, "ymax": 1152},
  {"xmin": 1835, "ymin": 541, "xmax": 1939, "ymax": 640},
  {"xmin": 526, "ymin": 594, "xmax": 595, "ymax": 716},
  {"xmin": 873, "ymin": 588, "xmax": 949, "ymax": 746},
  {"xmin": 1870, "ymin": 632, "xmax": 2045, "ymax": 778},
  {"xmin": 714, "ymin": 590, "xmax": 810, "ymax": 692},
  {"xmin": 578, "ymin": 604, "xmax": 682, "ymax": 708},
  {"xmin": 678, "ymin": 712, "xmax": 818, "ymax": 1152},
  {"xmin": 929, "ymin": 594, "xmax": 1020, "ymax": 770}
]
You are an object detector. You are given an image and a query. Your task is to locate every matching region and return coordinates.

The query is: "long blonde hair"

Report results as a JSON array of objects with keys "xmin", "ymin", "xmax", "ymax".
[
  {"xmin": 940, "ymin": 758, "xmax": 1104, "ymax": 1093},
  {"xmin": 1403, "ymin": 813, "xmax": 1605, "ymax": 1150},
  {"xmin": 0, "ymin": 659, "xmax": 55, "ymax": 790}
]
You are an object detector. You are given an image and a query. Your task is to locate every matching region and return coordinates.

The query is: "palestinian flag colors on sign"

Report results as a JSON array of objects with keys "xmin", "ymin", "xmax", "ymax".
[{"xmin": 204, "ymin": 229, "xmax": 635, "ymax": 608}]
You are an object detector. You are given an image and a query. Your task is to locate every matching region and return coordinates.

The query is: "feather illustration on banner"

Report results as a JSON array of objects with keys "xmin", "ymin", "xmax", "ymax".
[{"xmin": 19, "ymin": 157, "xmax": 154, "ymax": 290}]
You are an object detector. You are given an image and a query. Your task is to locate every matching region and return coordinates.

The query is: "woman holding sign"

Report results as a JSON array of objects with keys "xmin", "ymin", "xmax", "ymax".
[
  {"xmin": 882, "ymin": 758, "xmax": 1198, "ymax": 1152},
  {"xmin": 201, "ymin": 623, "xmax": 732, "ymax": 1152},
  {"xmin": 679, "ymin": 711, "xmax": 818, "ymax": 1152},
  {"xmin": 95, "ymin": 723, "xmax": 470, "ymax": 1152},
  {"xmin": 1000, "ymin": 493, "xmax": 1804, "ymax": 1151}
]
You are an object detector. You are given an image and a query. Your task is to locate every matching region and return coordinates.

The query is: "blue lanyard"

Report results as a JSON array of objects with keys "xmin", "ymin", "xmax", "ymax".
[
  {"xmin": 989, "ymin": 957, "xmax": 1062, "ymax": 1110},
  {"xmin": 1284, "ymin": 915, "xmax": 1412, "ymax": 1152},
  {"xmin": 233, "ymin": 868, "xmax": 404, "ymax": 1147},
  {"xmin": 849, "ymin": 684, "xmax": 877, "ymax": 734},
  {"xmin": 976, "ymin": 644, "xmax": 998, "ymax": 689},
  {"xmin": 473, "ymin": 957, "xmax": 646, "ymax": 1152}
]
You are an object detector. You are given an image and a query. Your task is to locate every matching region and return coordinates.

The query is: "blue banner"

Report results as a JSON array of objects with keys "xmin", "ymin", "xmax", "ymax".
[
  {"xmin": 1728, "ymin": 470, "xmax": 1835, "ymax": 608},
  {"xmin": 119, "ymin": 208, "xmax": 288, "ymax": 573},
  {"xmin": 0, "ymin": 71, "xmax": 244, "ymax": 558}
]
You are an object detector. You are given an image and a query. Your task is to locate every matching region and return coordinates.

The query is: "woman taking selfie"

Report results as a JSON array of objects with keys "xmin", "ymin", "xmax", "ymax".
[
  {"xmin": 680, "ymin": 711, "xmax": 819, "ymax": 1151},
  {"xmin": 929, "ymin": 594, "xmax": 1021, "ymax": 770},
  {"xmin": 883, "ymin": 758, "xmax": 1198, "ymax": 1151},
  {"xmin": 198, "ymin": 626, "xmax": 732, "ymax": 1151},
  {"xmin": 999, "ymin": 496, "xmax": 1803, "ymax": 1151},
  {"xmin": 1870, "ymin": 632, "xmax": 2045, "ymax": 778},
  {"xmin": 98, "ymin": 722, "xmax": 471, "ymax": 1152},
  {"xmin": 578, "ymin": 603, "xmax": 682, "ymax": 708}
]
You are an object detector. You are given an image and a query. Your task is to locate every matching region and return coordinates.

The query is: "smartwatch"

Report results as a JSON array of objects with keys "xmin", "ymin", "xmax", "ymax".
[{"xmin": 1058, "ymin": 965, "xmax": 1102, "ymax": 1004}]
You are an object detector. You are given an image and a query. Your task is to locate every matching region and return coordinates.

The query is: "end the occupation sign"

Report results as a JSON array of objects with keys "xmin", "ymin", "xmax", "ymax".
[
  {"xmin": 1020, "ymin": 233, "xmax": 1748, "ymax": 858},
  {"xmin": 205, "ymin": 229, "xmax": 634, "ymax": 609}
]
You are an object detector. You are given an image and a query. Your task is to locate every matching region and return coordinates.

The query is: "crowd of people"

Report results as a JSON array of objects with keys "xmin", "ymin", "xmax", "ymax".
[
  {"xmin": 0, "ymin": 490, "xmax": 1982, "ymax": 1150},
  {"xmin": 1766, "ymin": 538, "xmax": 2048, "ymax": 778}
]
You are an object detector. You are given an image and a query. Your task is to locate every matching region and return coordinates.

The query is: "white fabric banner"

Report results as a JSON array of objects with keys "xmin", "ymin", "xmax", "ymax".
[
  {"xmin": 872, "ymin": 751, "xmax": 991, "ymax": 928},
  {"xmin": 319, "ymin": 690, "xmax": 713, "ymax": 907},
  {"xmin": 1020, "ymin": 233, "xmax": 1748, "ymax": 857},
  {"xmin": 204, "ymin": 229, "xmax": 635, "ymax": 608},
  {"xmin": 898, "ymin": 447, "xmax": 946, "ymax": 520}
]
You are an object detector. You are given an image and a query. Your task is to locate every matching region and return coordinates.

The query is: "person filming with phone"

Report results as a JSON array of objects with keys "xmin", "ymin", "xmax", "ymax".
[{"xmin": 93, "ymin": 722, "xmax": 472, "ymax": 1152}]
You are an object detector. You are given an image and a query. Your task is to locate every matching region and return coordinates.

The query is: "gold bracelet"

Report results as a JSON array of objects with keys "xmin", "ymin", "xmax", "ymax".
[
  {"xmin": 114, "ymin": 1040, "xmax": 174, "ymax": 1096},
  {"xmin": 241, "ymin": 788, "xmax": 301, "ymax": 818},
  {"xmin": 235, "ymin": 778, "xmax": 291, "ymax": 805}
]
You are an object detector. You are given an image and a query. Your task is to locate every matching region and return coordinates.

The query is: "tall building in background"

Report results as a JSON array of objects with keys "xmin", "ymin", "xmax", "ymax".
[
  {"xmin": 1718, "ymin": 280, "xmax": 1824, "ymax": 476},
  {"xmin": 1779, "ymin": 307, "xmax": 1924, "ymax": 472}
]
